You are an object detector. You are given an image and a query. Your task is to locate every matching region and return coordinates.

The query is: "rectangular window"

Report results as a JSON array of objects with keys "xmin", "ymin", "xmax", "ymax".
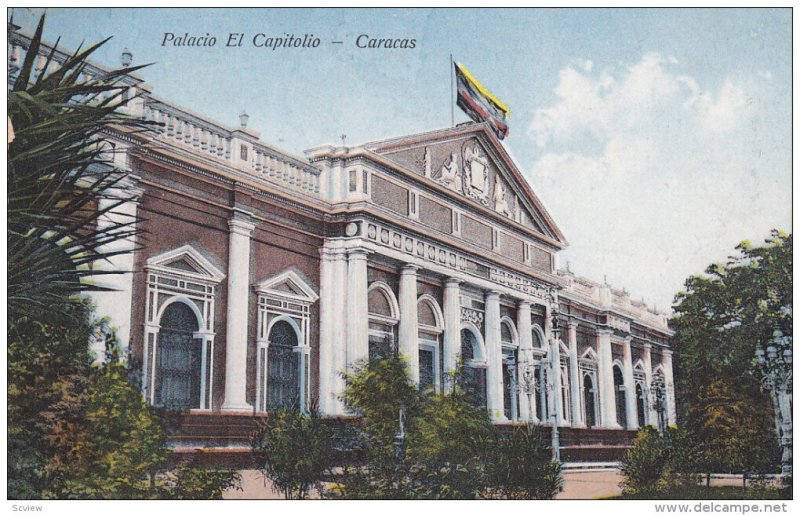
[
  {"xmin": 362, "ymin": 169, "xmax": 369, "ymax": 194},
  {"xmin": 240, "ymin": 144, "xmax": 248, "ymax": 161},
  {"xmin": 349, "ymin": 169, "xmax": 358, "ymax": 192}
]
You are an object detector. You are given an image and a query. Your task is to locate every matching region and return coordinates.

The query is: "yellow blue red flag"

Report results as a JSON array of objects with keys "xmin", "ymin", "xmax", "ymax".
[{"xmin": 454, "ymin": 62, "xmax": 510, "ymax": 139}]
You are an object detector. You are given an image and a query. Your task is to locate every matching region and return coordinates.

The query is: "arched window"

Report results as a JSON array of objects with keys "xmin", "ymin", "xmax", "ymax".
[
  {"xmin": 418, "ymin": 296, "xmax": 443, "ymax": 393},
  {"xmin": 560, "ymin": 350, "xmax": 571, "ymax": 425},
  {"xmin": 531, "ymin": 325, "xmax": 549, "ymax": 422},
  {"xmin": 583, "ymin": 373, "xmax": 598, "ymax": 428},
  {"xmin": 459, "ymin": 327, "xmax": 487, "ymax": 408},
  {"xmin": 255, "ymin": 270, "xmax": 317, "ymax": 414},
  {"xmin": 636, "ymin": 383, "xmax": 646, "ymax": 428},
  {"xmin": 501, "ymin": 319, "xmax": 519, "ymax": 421},
  {"xmin": 368, "ymin": 282, "xmax": 399, "ymax": 361},
  {"xmin": 579, "ymin": 348, "xmax": 600, "ymax": 428},
  {"xmin": 144, "ymin": 245, "xmax": 223, "ymax": 411},
  {"xmin": 614, "ymin": 364, "xmax": 627, "ymax": 428},
  {"xmin": 634, "ymin": 362, "xmax": 648, "ymax": 428},
  {"xmin": 155, "ymin": 301, "xmax": 202, "ymax": 410},
  {"xmin": 267, "ymin": 320, "xmax": 300, "ymax": 411}
]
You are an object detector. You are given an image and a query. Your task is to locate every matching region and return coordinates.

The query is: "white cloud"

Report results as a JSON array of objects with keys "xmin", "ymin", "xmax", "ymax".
[{"xmin": 526, "ymin": 53, "xmax": 791, "ymax": 312}]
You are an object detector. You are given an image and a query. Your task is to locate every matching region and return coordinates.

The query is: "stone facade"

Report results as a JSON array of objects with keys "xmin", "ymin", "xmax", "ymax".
[{"xmin": 9, "ymin": 30, "xmax": 676, "ymax": 456}]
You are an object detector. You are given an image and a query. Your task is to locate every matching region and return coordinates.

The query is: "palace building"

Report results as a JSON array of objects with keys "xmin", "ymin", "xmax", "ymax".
[{"xmin": 9, "ymin": 30, "xmax": 676, "ymax": 462}]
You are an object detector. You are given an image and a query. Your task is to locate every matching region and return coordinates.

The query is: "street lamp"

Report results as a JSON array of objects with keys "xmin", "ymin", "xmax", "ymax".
[
  {"xmin": 509, "ymin": 360, "xmax": 560, "ymax": 463},
  {"xmin": 756, "ymin": 325, "xmax": 793, "ymax": 477},
  {"xmin": 649, "ymin": 375, "xmax": 668, "ymax": 436}
]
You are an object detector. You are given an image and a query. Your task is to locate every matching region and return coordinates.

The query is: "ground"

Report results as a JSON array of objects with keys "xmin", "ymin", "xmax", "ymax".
[{"xmin": 222, "ymin": 468, "xmax": 626, "ymax": 499}]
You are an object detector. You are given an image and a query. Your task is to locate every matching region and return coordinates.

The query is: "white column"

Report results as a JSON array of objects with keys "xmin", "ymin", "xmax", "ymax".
[
  {"xmin": 623, "ymin": 337, "xmax": 639, "ymax": 430},
  {"xmin": 442, "ymin": 278, "xmax": 461, "ymax": 390},
  {"xmin": 597, "ymin": 329, "xmax": 620, "ymax": 428},
  {"xmin": 517, "ymin": 301, "xmax": 533, "ymax": 422},
  {"xmin": 398, "ymin": 265, "xmax": 420, "ymax": 383},
  {"xmin": 567, "ymin": 320, "xmax": 584, "ymax": 427},
  {"xmin": 330, "ymin": 247, "xmax": 349, "ymax": 415},
  {"xmin": 346, "ymin": 248, "xmax": 370, "ymax": 367},
  {"xmin": 643, "ymin": 343, "xmax": 657, "ymax": 426},
  {"xmin": 222, "ymin": 215, "xmax": 256, "ymax": 412},
  {"xmin": 317, "ymin": 246, "xmax": 335, "ymax": 415},
  {"xmin": 485, "ymin": 290, "xmax": 505, "ymax": 421},
  {"xmin": 88, "ymin": 177, "xmax": 143, "ymax": 361},
  {"xmin": 662, "ymin": 349, "xmax": 677, "ymax": 426},
  {"xmin": 547, "ymin": 309, "xmax": 564, "ymax": 426}
]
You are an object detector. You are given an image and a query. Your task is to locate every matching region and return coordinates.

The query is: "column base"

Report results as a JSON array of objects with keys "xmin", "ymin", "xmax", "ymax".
[{"xmin": 221, "ymin": 402, "xmax": 253, "ymax": 413}]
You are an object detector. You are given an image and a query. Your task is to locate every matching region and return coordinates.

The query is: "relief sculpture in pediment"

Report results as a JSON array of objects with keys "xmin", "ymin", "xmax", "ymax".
[
  {"xmin": 462, "ymin": 143, "xmax": 490, "ymax": 205},
  {"xmin": 493, "ymin": 175, "xmax": 513, "ymax": 218},
  {"xmin": 436, "ymin": 151, "xmax": 463, "ymax": 192}
]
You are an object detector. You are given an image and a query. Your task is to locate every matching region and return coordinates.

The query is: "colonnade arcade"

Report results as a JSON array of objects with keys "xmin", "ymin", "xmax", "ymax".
[
  {"xmin": 139, "ymin": 216, "xmax": 676, "ymax": 430},
  {"xmin": 318, "ymin": 231, "xmax": 677, "ymax": 429}
]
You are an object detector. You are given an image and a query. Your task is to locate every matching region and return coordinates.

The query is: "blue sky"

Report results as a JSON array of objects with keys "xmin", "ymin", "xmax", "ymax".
[{"xmin": 11, "ymin": 7, "xmax": 792, "ymax": 311}]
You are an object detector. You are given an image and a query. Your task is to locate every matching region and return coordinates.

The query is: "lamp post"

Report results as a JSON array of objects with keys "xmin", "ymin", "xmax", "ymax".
[
  {"xmin": 649, "ymin": 375, "xmax": 668, "ymax": 436},
  {"xmin": 756, "ymin": 326, "xmax": 792, "ymax": 477},
  {"xmin": 539, "ymin": 364, "xmax": 561, "ymax": 463}
]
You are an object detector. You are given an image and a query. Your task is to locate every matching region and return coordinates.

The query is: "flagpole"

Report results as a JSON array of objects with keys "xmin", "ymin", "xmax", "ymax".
[{"xmin": 450, "ymin": 54, "xmax": 455, "ymax": 127}]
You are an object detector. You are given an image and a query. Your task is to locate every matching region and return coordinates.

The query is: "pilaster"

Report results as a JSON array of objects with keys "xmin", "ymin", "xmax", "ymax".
[
  {"xmin": 485, "ymin": 290, "xmax": 505, "ymax": 421},
  {"xmin": 623, "ymin": 337, "xmax": 639, "ymax": 430},
  {"xmin": 597, "ymin": 328, "xmax": 620, "ymax": 429},
  {"xmin": 442, "ymin": 278, "xmax": 461, "ymax": 390},
  {"xmin": 567, "ymin": 320, "xmax": 584, "ymax": 427},
  {"xmin": 222, "ymin": 214, "xmax": 256, "ymax": 412},
  {"xmin": 398, "ymin": 265, "xmax": 420, "ymax": 383},
  {"xmin": 346, "ymin": 248, "xmax": 370, "ymax": 367}
]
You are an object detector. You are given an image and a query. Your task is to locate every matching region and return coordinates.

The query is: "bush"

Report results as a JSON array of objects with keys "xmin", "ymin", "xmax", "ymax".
[
  {"xmin": 409, "ymin": 387, "xmax": 493, "ymax": 499},
  {"xmin": 621, "ymin": 426, "xmax": 669, "ymax": 496},
  {"xmin": 251, "ymin": 409, "xmax": 333, "ymax": 499},
  {"xmin": 484, "ymin": 424, "xmax": 563, "ymax": 499},
  {"xmin": 160, "ymin": 461, "xmax": 242, "ymax": 500}
]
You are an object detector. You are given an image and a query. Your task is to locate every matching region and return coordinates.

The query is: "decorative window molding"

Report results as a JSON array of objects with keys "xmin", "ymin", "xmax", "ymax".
[
  {"xmin": 254, "ymin": 269, "xmax": 318, "ymax": 413},
  {"xmin": 143, "ymin": 245, "xmax": 224, "ymax": 411}
]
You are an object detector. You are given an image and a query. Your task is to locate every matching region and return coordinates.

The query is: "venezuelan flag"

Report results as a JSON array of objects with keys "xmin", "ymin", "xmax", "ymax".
[{"xmin": 454, "ymin": 62, "xmax": 510, "ymax": 139}]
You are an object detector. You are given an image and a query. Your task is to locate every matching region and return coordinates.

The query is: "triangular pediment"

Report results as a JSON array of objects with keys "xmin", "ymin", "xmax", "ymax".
[
  {"xmin": 366, "ymin": 123, "xmax": 565, "ymax": 244},
  {"xmin": 146, "ymin": 245, "xmax": 226, "ymax": 283},
  {"xmin": 255, "ymin": 269, "xmax": 319, "ymax": 303}
]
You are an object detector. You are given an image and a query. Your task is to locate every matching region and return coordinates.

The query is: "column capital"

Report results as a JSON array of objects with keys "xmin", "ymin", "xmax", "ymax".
[
  {"xmin": 518, "ymin": 299, "xmax": 533, "ymax": 310},
  {"xmin": 643, "ymin": 342, "xmax": 653, "ymax": 351},
  {"xmin": 228, "ymin": 216, "xmax": 255, "ymax": 237},
  {"xmin": 347, "ymin": 247, "xmax": 372, "ymax": 259},
  {"xmin": 567, "ymin": 318, "xmax": 580, "ymax": 329},
  {"xmin": 596, "ymin": 328, "xmax": 614, "ymax": 337},
  {"xmin": 444, "ymin": 277, "xmax": 461, "ymax": 287},
  {"xmin": 400, "ymin": 264, "xmax": 420, "ymax": 275},
  {"xmin": 485, "ymin": 289, "xmax": 501, "ymax": 301},
  {"xmin": 624, "ymin": 335, "xmax": 633, "ymax": 345},
  {"xmin": 662, "ymin": 348, "xmax": 673, "ymax": 358}
]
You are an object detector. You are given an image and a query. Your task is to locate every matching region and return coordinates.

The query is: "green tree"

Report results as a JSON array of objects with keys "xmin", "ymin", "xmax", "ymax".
[
  {"xmin": 672, "ymin": 231, "xmax": 790, "ymax": 477},
  {"xmin": 621, "ymin": 426, "xmax": 669, "ymax": 496},
  {"xmin": 409, "ymin": 383, "xmax": 493, "ymax": 499},
  {"xmin": 334, "ymin": 352, "xmax": 421, "ymax": 499},
  {"xmin": 484, "ymin": 424, "xmax": 562, "ymax": 499},
  {"xmin": 251, "ymin": 408, "xmax": 333, "ymax": 499}
]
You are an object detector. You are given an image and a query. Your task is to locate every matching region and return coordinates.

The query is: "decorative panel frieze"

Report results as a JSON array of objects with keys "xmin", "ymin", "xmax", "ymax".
[
  {"xmin": 608, "ymin": 315, "xmax": 631, "ymax": 333},
  {"xmin": 365, "ymin": 221, "xmax": 557, "ymax": 303},
  {"xmin": 461, "ymin": 306, "xmax": 484, "ymax": 327},
  {"xmin": 489, "ymin": 268, "xmax": 556, "ymax": 303}
]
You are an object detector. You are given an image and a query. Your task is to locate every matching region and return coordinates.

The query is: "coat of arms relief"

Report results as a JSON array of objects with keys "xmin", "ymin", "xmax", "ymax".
[{"xmin": 427, "ymin": 141, "xmax": 518, "ymax": 220}]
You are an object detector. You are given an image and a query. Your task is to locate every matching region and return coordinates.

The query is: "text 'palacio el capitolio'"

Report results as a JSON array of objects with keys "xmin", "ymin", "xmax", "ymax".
[{"xmin": 9, "ymin": 28, "xmax": 676, "ymax": 466}]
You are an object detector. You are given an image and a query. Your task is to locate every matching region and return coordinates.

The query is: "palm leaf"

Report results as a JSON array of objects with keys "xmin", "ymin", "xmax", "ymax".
[{"xmin": 8, "ymin": 13, "xmax": 158, "ymax": 324}]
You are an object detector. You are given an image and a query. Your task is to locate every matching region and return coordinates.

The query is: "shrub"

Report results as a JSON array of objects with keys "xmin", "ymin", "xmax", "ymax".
[
  {"xmin": 621, "ymin": 426, "xmax": 669, "ymax": 496},
  {"xmin": 251, "ymin": 409, "xmax": 333, "ymax": 499},
  {"xmin": 160, "ymin": 461, "xmax": 242, "ymax": 500},
  {"xmin": 484, "ymin": 424, "xmax": 563, "ymax": 499},
  {"xmin": 409, "ymin": 387, "xmax": 493, "ymax": 499}
]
